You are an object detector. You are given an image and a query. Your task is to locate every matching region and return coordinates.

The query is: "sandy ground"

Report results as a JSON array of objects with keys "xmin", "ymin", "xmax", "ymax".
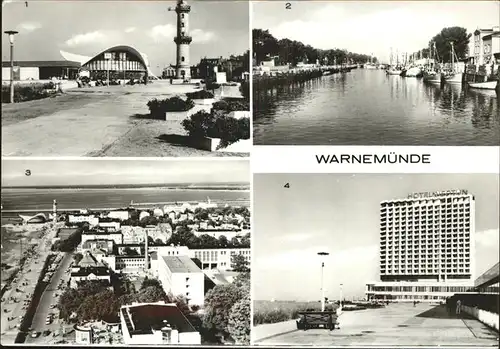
[
  {"xmin": 1, "ymin": 82, "xmax": 249, "ymax": 157},
  {"xmin": 253, "ymin": 303, "xmax": 499, "ymax": 346}
]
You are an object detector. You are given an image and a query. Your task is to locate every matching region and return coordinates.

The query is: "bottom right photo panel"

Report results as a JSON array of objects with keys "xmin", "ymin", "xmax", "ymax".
[{"xmin": 252, "ymin": 173, "xmax": 499, "ymax": 346}]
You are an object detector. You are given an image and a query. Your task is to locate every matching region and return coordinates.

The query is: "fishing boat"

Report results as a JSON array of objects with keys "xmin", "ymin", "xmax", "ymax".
[
  {"xmin": 443, "ymin": 42, "xmax": 463, "ymax": 84},
  {"xmin": 423, "ymin": 42, "xmax": 442, "ymax": 84},
  {"xmin": 364, "ymin": 53, "xmax": 378, "ymax": 69},
  {"xmin": 386, "ymin": 48, "xmax": 402, "ymax": 75},
  {"xmin": 467, "ymin": 80, "xmax": 498, "ymax": 90},
  {"xmin": 406, "ymin": 66, "xmax": 423, "ymax": 77}
]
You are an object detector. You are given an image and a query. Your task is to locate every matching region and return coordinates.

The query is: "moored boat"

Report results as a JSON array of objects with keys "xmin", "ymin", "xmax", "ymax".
[
  {"xmin": 406, "ymin": 66, "xmax": 422, "ymax": 77},
  {"xmin": 444, "ymin": 72, "xmax": 463, "ymax": 84},
  {"xmin": 386, "ymin": 68, "xmax": 402, "ymax": 75},
  {"xmin": 468, "ymin": 80, "xmax": 498, "ymax": 90},
  {"xmin": 423, "ymin": 71, "xmax": 442, "ymax": 84}
]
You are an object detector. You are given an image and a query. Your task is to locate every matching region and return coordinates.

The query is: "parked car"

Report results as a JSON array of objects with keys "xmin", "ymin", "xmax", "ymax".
[{"xmin": 31, "ymin": 331, "xmax": 40, "ymax": 338}]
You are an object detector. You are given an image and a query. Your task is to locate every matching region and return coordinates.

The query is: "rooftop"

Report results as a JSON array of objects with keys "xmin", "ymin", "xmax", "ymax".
[
  {"xmin": 1, "ymin": 60, "xmax": 81, "ymax": 68},
  {"xmin": 161, "ymin": 255, "xmax": 202, "ymax": 273},
  {"xmin": 121, "ymin": 302, "xmax": 197, "ymax": 336}
]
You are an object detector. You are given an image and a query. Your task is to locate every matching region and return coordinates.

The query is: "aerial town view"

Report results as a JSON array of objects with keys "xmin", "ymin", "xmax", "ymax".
[
  {"xmin": 1, "ymin": 0, "xmax": 250, "ymax": 156},
  {"xmin": 252, "ymin": 173, "xmax": 499, "ymax": 346},
  {"xmin": 1, "ymin": 159, "xmax": 251, "ymax": 345},
  {"xmin": 252, "ymin": 1, "xmax": 500, "ymax": 146}
]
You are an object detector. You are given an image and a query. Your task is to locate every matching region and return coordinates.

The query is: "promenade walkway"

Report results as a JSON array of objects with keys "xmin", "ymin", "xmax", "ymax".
[{"xmin": 253, "ymin": 303, "xmax": 499, "ymax": 346}]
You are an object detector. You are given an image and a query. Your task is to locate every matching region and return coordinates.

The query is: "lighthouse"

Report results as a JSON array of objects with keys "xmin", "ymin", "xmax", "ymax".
[
  {"xmin": 172, "ymin": 0, "xmax": 192, "ymax": 80},
  {"xmin": 52, "ymin": 199, "xmax": 57, "ymax": 224}
]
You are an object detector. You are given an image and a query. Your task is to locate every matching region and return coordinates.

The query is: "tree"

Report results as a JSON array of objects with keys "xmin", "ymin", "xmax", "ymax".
[
  {"xmin": 203, "ymin": 284, "xmax": 244, "ymax": 340},
  {"xmin": 123, "ymin": 247, "xmax": 139, "ymax": 256},
  {"xmin": 253, "ymin": 29, "xmax": 279, "ymax": 65},
  {"xmin": 73, "ymin": 253, "xmax": 83, "ymax": 264},
  {"xmin": 231, "ymin": 254, "xmax": 250, "ymax": 273},
  {"xmin": 430, "ymin": 26, "xmax": 471, "ymax": 63},
  {"xmin": 218, "ymin": 235, "xmax": 229, "ymax": 248},
  {"xmin": 227, "ymin": 294, "xmax": 250, "ymax": 345},
  {"xmin": 134, "ymin": 285, "xmax": 168, "ymax": 303},
  {"xmin": 140, "ymin": 277, "xmax": 163, "ymax": 290}
]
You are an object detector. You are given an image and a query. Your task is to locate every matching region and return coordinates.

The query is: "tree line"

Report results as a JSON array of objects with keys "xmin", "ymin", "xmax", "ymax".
[{"xmin": 253, "ymin": 29, "xmax": 376, "ymax": 67}]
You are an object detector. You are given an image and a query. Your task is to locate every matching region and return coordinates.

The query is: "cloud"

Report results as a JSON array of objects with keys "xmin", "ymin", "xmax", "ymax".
[
  {"xmin": 125, "ymin": 27, "xmax": 136, "ymax": 33},
  {"xmin": 65, "ymin": 31, "xmax": 108, "ymax": 47},
  {"xmin": 18, "ymin": 22, "xmax": 42, "ymax": 33},
  {"xmin": 191, "ymin": 29, "xmax": 216, "ymax": 44},
  {"xmin": 149, "ymin": 24, "xmax": 175, "ymax": 42},
  {"xmin": 475, "ymin": 228, "xmax": 499, "ymax": 247},
  {"xmin": 281, "ymin": 233, "xmax": 312, "ymax": 243}
]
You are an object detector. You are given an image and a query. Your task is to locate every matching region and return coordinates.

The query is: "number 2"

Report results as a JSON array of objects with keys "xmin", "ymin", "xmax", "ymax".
[{"xmin": 285, "ymin": 2, "xmax": 291, "ymax": 10}]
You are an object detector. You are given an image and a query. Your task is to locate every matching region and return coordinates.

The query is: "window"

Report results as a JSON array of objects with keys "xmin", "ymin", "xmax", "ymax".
[
  {"xmin": 181, "ymin": 22, "xmax": 185, "ymax": 27},
  {"xmin": 181, "ymin": 56, "xmax": 185, "ymax": 62}
]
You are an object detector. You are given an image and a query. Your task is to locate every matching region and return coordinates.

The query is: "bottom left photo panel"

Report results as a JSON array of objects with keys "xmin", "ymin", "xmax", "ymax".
[{"xmin": 0, "ymin": 159, "xmax": 251, "ymax": 346}]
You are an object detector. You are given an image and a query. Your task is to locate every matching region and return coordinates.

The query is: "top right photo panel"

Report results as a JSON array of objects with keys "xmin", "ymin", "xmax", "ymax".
[{"xmin": 252, "ymin": 1, "xmax": 500, "ymax": 146}]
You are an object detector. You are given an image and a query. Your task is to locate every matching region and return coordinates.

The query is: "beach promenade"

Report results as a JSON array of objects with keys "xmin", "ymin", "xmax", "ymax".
[
  {"xmin": 1, "ymin": 82, "xmax": 244, "ymax": 157},
  {"xmin": 253, "ymin": 303, "xmax": 499, "ymax": 346}
]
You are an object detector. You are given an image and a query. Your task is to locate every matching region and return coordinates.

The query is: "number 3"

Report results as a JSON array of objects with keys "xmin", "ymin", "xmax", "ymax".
[{"xmin": 25, "ymin": 169, "xmax": 31, "ymax": 176}]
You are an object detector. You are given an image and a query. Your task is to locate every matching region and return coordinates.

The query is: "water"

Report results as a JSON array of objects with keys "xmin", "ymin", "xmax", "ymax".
[
  {"xmin": 1, "ymin": 187, "xmax": 250, "ymax": 213},
  {"xmin": 254, "ymin": 69, "xmax": 500, "ymax": 145}
]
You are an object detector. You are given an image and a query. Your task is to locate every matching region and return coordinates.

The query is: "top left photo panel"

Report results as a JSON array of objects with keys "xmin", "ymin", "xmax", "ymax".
[{"xmin": 1, "ymin": 0, "xmax": 250, "ymax": 157}]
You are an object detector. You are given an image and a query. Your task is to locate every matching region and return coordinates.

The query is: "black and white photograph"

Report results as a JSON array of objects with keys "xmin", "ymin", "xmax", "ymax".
[
  {"xmin": 1, "ymin": 1, "xmax": 250, "ymax": 157},
  {"xmin": 252, "ymin": 173, "xmax": 499, "ymax": 346},
  {"xmin": 252, "ymin": 1, "xmax": 500, "ymax": 145},
  {"xmin": 0, "ymin": 159, "xmax": 251, "ymax": 345}
]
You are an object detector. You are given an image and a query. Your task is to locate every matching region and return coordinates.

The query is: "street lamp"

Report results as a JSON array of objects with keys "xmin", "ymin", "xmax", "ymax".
[
  {"xmin": 339, "ymin": 283, "xmax": 343, "ymax": 312},
  {"xmin": 317, "ymin": 251, "xmax": 329, "ymax": 312},
  {"xmin": 4, "ymin": 30, "xmax": 19, "ymax": 103}
]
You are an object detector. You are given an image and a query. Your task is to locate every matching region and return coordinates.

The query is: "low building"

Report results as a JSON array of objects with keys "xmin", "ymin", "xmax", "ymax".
[
  {"xmin": 193, "ymin": 228, "xmax": 245, "ymax": 240},
  {"xmin": 107, "ymin": 210, "xmax": 130, "ymax": 221},
  {"xmin": 81, "ymin": 231, "xmax": 123, "ymax": 246},
  {"xmin": 79, "ymin": 239, "xmax": 114, "ymax": 254},
  {"xmin": 189, "ymin": 248, "xmax": 251, "ymax": 271},
  {"xmin": 68, "ymin": 214, "xmax": 99, "ymax": 226},
  {"xmin": 19, "ymin": 213, "xmax": 48, "ymax": 224},
  {"xmin": 1, "ymin": 60, "xmax": 81, "ymax": 81},
  {"xmin": 120, "ymin": 302, "xmax": 201, "ymax": 345},
  {"xmin": 97, "ymin": 221, "xmax": 121, "ymax": 231},
  {"xmin": 158, "ymin": 256, "xmax": 204, "ymax": 306},
  {"xmin": 74, "ymin": 324, "xmax": 94, "ymax": 344},
  {"xmin": 70, "ymin": 266, "xmax": 112, "ymax": 288}
]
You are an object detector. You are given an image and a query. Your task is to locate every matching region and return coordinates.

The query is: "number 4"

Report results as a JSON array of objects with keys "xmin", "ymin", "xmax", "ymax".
[{"xmin": 284, "ymin": 183, "xmax": 290, "ymax": 188}]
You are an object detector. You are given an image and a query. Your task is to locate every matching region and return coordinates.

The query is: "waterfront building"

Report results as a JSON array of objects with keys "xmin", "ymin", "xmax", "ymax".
[
  {"xmin": 107, "ymin": 210, "xmax": 130, "ymax": 221},
  {"xmin": 74, "ymin": 324, "xmax": 95, "ymax": 344},
  {"xmin": 18, "ymin": 213, "xmax": 48, "ymax": 224},
  {"xmin": 189, "ymin": 248, "xmax": 251, "ymax": 271},
  {"xmin": 157, "ymin": 255, "xmax": 205, "ymax": 306},
  {"xmin": 119, "ymin": 302, "xmax": 201, "ymax": 344},
  {"xmin": 97, "ymin": 220, "xmax": 121, "ymax": 231},
  {"xmin": 366, "ymin": 189, "xmax": 475, "ymax": 302},
  {"xmin": 469, "ymin": 26, "xmax": 500, "ymax": 65}
]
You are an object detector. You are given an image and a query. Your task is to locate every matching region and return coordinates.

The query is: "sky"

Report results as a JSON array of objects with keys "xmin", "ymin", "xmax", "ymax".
[
  {"xmin": 1, "ymin": 1, "xmax": 249, "ymax": 75},
  {"xmin": 1, "ymin": 159, "xmax": 250, "ymax": 186},
  {"xmin": 252, "ymin": 1, "xmax": 500, "ymax": 63},
  {"xmin": 253, "ymin": 173, "xmax": 500, "ymax": 302}
]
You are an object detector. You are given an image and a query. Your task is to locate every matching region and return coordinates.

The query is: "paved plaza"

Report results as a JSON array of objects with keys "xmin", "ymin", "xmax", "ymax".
[
  {"xmin": 253, "ymin": 303, "xmax": 499, "ymax": 346},
  {"xmin": 1, "ymin": 82, "xmax": 246, "ymax": 157}
]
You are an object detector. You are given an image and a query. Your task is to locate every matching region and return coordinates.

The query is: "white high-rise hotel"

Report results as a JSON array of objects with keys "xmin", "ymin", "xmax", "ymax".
[{"xmin": 366, "ymin": 189, "xmax": 476, "ymax": 302}]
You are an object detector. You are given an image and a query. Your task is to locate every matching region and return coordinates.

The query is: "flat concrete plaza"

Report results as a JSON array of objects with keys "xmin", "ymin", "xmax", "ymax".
[
  {"xmin": 1, "ymin": 81, "xmax": 246, "ymax": 157},
  {"xmin": 253, "ymin": 303, "xmax": 499, "ymax": 346}
]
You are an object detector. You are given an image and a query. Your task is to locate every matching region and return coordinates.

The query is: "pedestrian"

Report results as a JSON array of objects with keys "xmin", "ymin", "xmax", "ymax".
[{"xmin": 456, "ymin": 299, "xmax": 461, "ymax": 315}]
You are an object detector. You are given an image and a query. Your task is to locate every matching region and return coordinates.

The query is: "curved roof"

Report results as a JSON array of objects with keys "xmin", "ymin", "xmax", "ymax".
[
  {"xmin": 60, "ymin": 45, "xmax": 157, "ymax": 78},
  {"xmin": 19, "ymin": 213, "xmax": 47, "ymax": 223}
]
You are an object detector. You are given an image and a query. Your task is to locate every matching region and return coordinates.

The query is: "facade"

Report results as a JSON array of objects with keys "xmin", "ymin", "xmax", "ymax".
[
  {"xmin": 469, "ymin": 27, "xmax": 500, "ymax": 65},
  {"xmin": 366, "ymin": 189, "xmax": 476, "ymax": 302},
  {"xmin": 68, "ymin": 214, "xmax": 99, "ymax": 226},
  {"xmin": 107, "ymin": 210, "xmax": 130, "ymax": 221},
  {"xmin": 173, "ymin": 0, "xmax": 192, "ymax": 80},
  {"xmin": 81, "ymin": 231, "xmax": 123, "ymax": 246},
  {"xmin": 120, "ymin": 302, "xmax": 201, "ymax": 345},
  {"xmin": 189, "ymin": 248, "xmax": 251, "ymax": 271},
  {"xmin": 1, "ymin": 60, "xmax": 81, "ymax": 81},
  {"xmin": 158, "ymin": 255, "xmax": 204, "ymax": 305},
  {"xmin": 74, "ymin": 324, "xmax": 94, "ymax": 344},
  {"xmin": 70, "ymin": 266, "xmax": 112, "ymax": 288}
]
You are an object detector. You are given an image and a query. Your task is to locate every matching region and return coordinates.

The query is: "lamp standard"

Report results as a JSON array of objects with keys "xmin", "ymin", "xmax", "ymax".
[
  {"xmin": 4, "ymin": 30, "xmax": 19, "ymax": 103},
  {"xmin": 339, "ymin": 283, "xmax": 343, "ymax": 311},
  {"xmin": 318, "ymin": 251, "xmax": 329, "ymax": 312}
]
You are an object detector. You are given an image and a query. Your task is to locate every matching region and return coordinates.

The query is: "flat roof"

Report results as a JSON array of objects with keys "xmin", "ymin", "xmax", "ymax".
[
  {"xmin": 161, "ymin": 255, "xmax": 201, "ymax": 273},
  {"xmin": 1, "ymin": 60, "xmax": 81, "ymax": 68},
  {"xmin": 121, "ymin": 303, "xmax": 197, "ymax": 336}
]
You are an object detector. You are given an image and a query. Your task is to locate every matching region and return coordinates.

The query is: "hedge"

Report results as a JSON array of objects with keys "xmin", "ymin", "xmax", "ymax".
[
  {"xmin": 181, "ymin": 111, "xmax": 250, "ymax": 149},
  {"xmin": 212, "ymin": 98, "xmax": 249, "ymax": 112},
  {"xmin": 147, "ymin": 96, "xmax": 195, "ymax": 119},
  {"xmin": 185, "ymin": 90, "xmax": 214, "ymax": 100},
  {"xmin": 2, "ymin": 83, "xmax": 56, "ymax": 103}
]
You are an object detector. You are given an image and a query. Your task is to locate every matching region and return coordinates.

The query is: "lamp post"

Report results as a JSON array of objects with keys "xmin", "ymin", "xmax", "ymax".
[
  {"xmin": 4, "ymin": 30, "xmax": 19, "ymax": 103},
  {"xmin": 339, "ymin": 283, "xmax": 343, "ymax": 311},
  {"xmin": 318, "ymin": 251, "xmax": 329, "ymax": 312}
]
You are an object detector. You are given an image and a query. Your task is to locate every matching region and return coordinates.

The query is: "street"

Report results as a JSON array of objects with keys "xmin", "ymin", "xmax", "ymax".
[
  {"xmin": 253, "ymin": 303, "xmax": 499, "ymax": 346},
  {"xmin": 0, "ymin": 222, "xmax": 62, "ymax": 344}
]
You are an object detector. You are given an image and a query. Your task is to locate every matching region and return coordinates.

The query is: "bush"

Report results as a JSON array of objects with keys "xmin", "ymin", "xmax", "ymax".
[
  {"xmin": 206, "ymin": 81, "xmax": 220, "ymax": 90},
  {"xmin": 147, "ymin": 96, "xmax": 195, "ymax": 119},
  {"xmin": 186, "ymin": 90, "xmax": 214, "ymax": 99},
  {"xmin": 212, "ymin": 98, "xmax": 249, "ymax": 112},
  {"xmin": 181, "ymin": 111, "xmax": 250, "ymax": 149},
  {"xmin": 239, "ymin": 81, "xmax": 249, "ymax": 100},
  {"xmin": 2, "ymin": 83, "xmax": 56, "ymax": 103},
  {"xmin": 227, "ymin": 295, "xmax": 250, "ymax": 345},
  {"xmin": 253, "ymin": 309, "xmax": 290, "ymax": 325}
]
